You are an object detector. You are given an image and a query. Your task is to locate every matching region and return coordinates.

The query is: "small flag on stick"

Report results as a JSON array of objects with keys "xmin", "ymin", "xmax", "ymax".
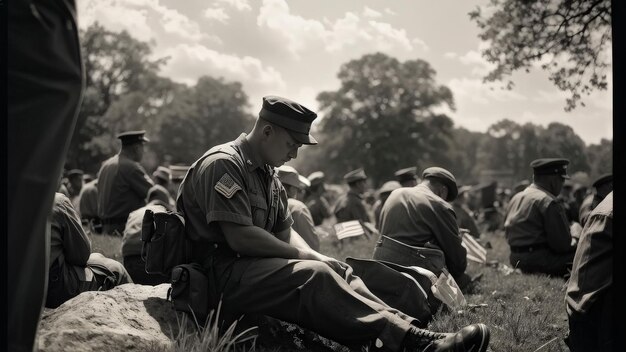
[
  {"xmin": 333, "ymin": 220, "xmax": 365, "ymax": 240},
  {"xmin": 460, "ymin": 229, "xmax": 487, "ymax": 264}
]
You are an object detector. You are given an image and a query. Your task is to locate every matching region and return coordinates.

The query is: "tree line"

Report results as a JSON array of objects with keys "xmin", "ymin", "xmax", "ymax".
[{"xmin": 65, "ymin": 23, "xmax": 612, "ymax": 188}]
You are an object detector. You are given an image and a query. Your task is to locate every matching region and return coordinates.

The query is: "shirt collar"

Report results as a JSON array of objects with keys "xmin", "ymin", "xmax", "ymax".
[
  {"xmin": 234, "ymin": 133, "xmax": 273, "ymax": 174},
  {"xmin": 529, "ymin": 183, "xmax": 557, "ymax": 199}
]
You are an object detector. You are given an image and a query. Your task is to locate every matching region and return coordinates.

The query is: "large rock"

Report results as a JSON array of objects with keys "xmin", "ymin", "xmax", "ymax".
[
  {"xmin": 37, "ymin": 283, "xmax": 348, "ymax": 352},
  {"xmin": 37, "ymin": 284, "xmax": 188, "ymax": 352}
]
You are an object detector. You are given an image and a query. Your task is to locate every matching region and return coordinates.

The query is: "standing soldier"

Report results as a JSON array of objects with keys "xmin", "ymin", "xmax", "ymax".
[
  {"xmin": 579, "ymin": 173, "xmax": 612, "ymax": 227},
  {"xmin": 565, "ymin": 191, "xmax": 613, "ymax": 351},
  {"xmin": 394, "ymin": 167, "xmax": 419, "ymax": 187},
  {"xmin": 334, "ymin": 168, "xmax": 372, "ymax": 224},
  {"xmin": 305, "ymin": 171, "xmax": 332, "ymax": 226},
  {"xmin": 504, "ymin": 158, "xmax": 576, "ymax": 277},
  {"xmin": 97, "ymin": 131, "xmax": 154, "ymax": 235}
]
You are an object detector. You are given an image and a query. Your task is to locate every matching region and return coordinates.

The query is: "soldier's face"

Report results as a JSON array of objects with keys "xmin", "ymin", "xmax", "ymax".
[{"xmin": 264, "ymin": 125, "xmax": 303, "ymax": 167}]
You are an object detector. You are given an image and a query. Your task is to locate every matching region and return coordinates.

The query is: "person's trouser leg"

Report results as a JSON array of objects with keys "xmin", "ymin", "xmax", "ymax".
[
  {"xmin": 8, "ymin": 1, "xmax": 84, "ymax": 351},
  {"xmin": 216, "ymin": 258, "xmax": 413, "ymax": 352},
  {"xmin": 88, "ymin": 253, "xmax": 134, "ymax": 285}
]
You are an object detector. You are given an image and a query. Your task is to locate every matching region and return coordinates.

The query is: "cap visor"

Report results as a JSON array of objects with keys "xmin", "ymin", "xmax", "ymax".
[
  {"xmin": 287, "ymin": 130, "xmax": 317, "ymax": 145},
  {"xmin": 561, "ymin": 174, "xmax": 571, "ymax": 179}
]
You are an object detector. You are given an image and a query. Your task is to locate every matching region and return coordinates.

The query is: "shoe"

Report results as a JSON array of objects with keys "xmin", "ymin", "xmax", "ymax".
[
  {"xmin": 403, "ymin": 324, "xmax": 490, "ymax": 352},
  {"xmin": 430, "ymin": 323, "xmax": 490, "ymax": 352},
  {"xmin": 403, "ymin": 326, "xmax": 450, "ymax": 351}
]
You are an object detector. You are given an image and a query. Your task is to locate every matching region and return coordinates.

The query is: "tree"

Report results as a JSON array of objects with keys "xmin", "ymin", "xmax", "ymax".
[
  {"xmin": 585, "ymin": 138, "xmax": 612, "ymax": 180},
  {"xmin": 294, "ymin": 53, "xmax": 456, "ymax": 186},
  {"xmin": 536, "ymin": 122, "xmax": 590, "ymax": 173},
  {"xmin": 152, "ymin": 76, "xmax": 255, "ymax": 164},
  {"xmin": 67, "ymin": 23, "xmax": 172, "ymax": 173},
  {"xmin": 470, "ymin": 0, "xmax": 611, "ymax": 111}
]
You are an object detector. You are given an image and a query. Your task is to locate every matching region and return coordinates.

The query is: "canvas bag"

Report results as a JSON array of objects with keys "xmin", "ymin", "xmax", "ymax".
[
  {"xmin": 167, "ymin": 263, "xmax": 210, "ymax": 324},
  {"xmin": 141, "ymin": 209, "xmax": 191, "ymax": 276}
]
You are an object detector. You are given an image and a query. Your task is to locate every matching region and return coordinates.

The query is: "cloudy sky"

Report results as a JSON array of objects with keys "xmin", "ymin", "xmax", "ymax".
[{"xmin": 77, "ymin": 0, "xmax": 612, "ymax": 145}]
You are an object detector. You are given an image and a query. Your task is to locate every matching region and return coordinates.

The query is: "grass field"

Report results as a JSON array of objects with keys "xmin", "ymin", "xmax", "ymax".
[{"xmin": 86, "ymin": 225, "xmax": 571, "ymax": 352}]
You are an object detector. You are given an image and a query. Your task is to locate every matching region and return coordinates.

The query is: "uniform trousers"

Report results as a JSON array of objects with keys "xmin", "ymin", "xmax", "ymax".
[
  {"xmin": 566, "ymin": 288, "xmax": 613, "ymax": 352},
  {"xmin": 205, "ymin": 251, "xmax": 416, "ymax": 352},
  {"xmin": 8, "ymin": 0, "xmax": 84, "ymax": 350},
  {"xmin": 509, "ymin": 248, "xmax": 574, "ymax": 277}
]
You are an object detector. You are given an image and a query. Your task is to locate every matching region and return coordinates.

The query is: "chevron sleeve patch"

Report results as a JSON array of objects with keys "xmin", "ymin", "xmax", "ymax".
[{"xmin": 214, "ymin": 172, "xmax": 242, "ymax": 199}]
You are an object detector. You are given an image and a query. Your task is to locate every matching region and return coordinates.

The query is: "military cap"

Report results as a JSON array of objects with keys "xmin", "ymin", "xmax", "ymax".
[
  {"xmin": 117, "ymin": 130, "xmax": 149, "ymax": 146},
  {"xmin": 277, "ymin": 165, "xmax": 309, "ymax": 190},
  {"xmin": 259, "ymin": 96, "xmax": 318, "ymax": 145},
  {"xmin": 394, "ymin": 167, "xmax": 418, "ymax": 183},
  {"xmin": 152, "ymin": 166, "xmax": 172, "ymax": 182},
  {"xmin": 530, "ymin": 158, "xmax": 570, "ymax": 179},
  {"xmin": 66, "ymin": 169, "xmax": 84, "ymax": 177},
  {"xmin": 147, "ymin": 184, "xmax": 171, "ymax": 205},
  {"xmin": 422, "ymin": 166, "xmax": 458, "ymax": 201},
  {"xmin": 307, "ymin": 171, "xmax": 325, "ymax": 186},
  {"xmin": 592, "ymin": 173, "xmax": 612, "ymax": 188},
  {"xmin": 378, "ymin": 181, "xmax": 401, "ymax": 195},
  {"xmin": 344, "ymin": 168, "xmax": 367, "ymax": 184}
]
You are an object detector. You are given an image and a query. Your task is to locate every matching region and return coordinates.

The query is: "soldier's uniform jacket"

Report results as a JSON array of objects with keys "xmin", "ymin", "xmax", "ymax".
[
  {"xmin": 49, "ymin": 193, "xmax": 94, "ymax": 296},
  {"xmin": 78, "ymin": 179, "xmax": 98, "ymax": 220},
  {"xmin": 334, "ymin": 190, "xmax": 371, "ymax": 223},
  {"xmin": 306, "ymin": 195, "xmax": 331, "ymax": 226},
  {"xmin": 177, "ymin": 133, "xmax": 293, "ymax": 263},
  {"xmin": 504, "ymin": 184, "xmax": 572, "ymax": 252},
  {"xmin": 288, "ymin": 198, "xmax": 320, "ymax": 251},
  {"xmin": 378, "ymin": 184, "xmax": 467, "ymax": 278},
  {"xmin": 566, "ymin": 192, "xmax": 612, "ymax": 316},
  {"xmin": 97, "ymin": 154, "xmax": 154, "ymax": 222},
  {"xmin": 578, "ymin": 193, "xmax": 603, "ymax": 228}
]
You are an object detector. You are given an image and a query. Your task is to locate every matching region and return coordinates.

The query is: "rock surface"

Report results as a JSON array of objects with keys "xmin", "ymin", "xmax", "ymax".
[
  {"xmin": 37, "ymin": 284, "xmax": 188, "ymax": 352},
  {"xmin": 37, "ymin": 283, "xmax": 347, "ymax": 351}
]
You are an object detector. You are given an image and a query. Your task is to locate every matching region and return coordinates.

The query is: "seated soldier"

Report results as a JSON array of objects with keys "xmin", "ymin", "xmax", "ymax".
[
  {"xmin": 377, "ymin": 167, "xmax": 473, "ymax": 291},
  {"xmin": 177, "ymin": 96, "xmax": 490, "ymax": 352},
  {"xmin": 504, "ymin": 159, "xmax": 575, "ymax": 277},
  {"xmin": 276, "ymin": 165, "xmax": 321, "ymax": 251},
  {"xmin": 46, "ymin": 193, "xmax": 132, "ymax": 308},
  {"xmin": 121, "ymin": 186, "xmax": 172, "ymax": 285}
]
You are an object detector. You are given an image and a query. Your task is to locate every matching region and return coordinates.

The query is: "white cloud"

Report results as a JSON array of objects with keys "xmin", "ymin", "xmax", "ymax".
[
  {"xmin": 363, "ymin": 6, "xmax": 382, "ymax": 18},
  {"xmin": 444, "ymin": 52, "xmax": 458, "ymax": 59},
  {"xmin": 257, "ymin": 0, "xmax": 426, "ymax": 57},
  {"xmin": 160, "ymin": 43, "xmax": 286, "ymax": 93},
  {"xmin": 368, "ymin": 21, "xmax": 413, "ymax": 51},
  {"xmin": 217, "ymin": 0, "xmax": 252, "ymax": 12},
  {"xmin": 77, "ymin": 1, "xmax": 153, "ymax": 41},
  {"xmin": 78, "ymin": 0, "xmax": 209, "ymax": 42},
  {"xmin": 384, "ymin": 8, "xmax": 397, "ymax": 16},
  {"xmin": 448, "ymin": 77, "xmax": 527, "ymax": 105},
  {"xmin": 204, "ymin": 7, "xmax": 230, "ymax": 24}
]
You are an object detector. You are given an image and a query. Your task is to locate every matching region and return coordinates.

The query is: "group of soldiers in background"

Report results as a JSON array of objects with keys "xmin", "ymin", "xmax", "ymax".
[
  {"xmin": 56, "ymin": 130, "xmax": 611, "ymax": 282},
  {"xmin": 53, "ymin": 125, "xmax": 612, "ymax": 352}
]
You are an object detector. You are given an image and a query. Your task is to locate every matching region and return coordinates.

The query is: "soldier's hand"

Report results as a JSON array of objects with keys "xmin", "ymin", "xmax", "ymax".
[{"xmin": 301, "ymin": 250, "xmax": 349, "ymax": 273}]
